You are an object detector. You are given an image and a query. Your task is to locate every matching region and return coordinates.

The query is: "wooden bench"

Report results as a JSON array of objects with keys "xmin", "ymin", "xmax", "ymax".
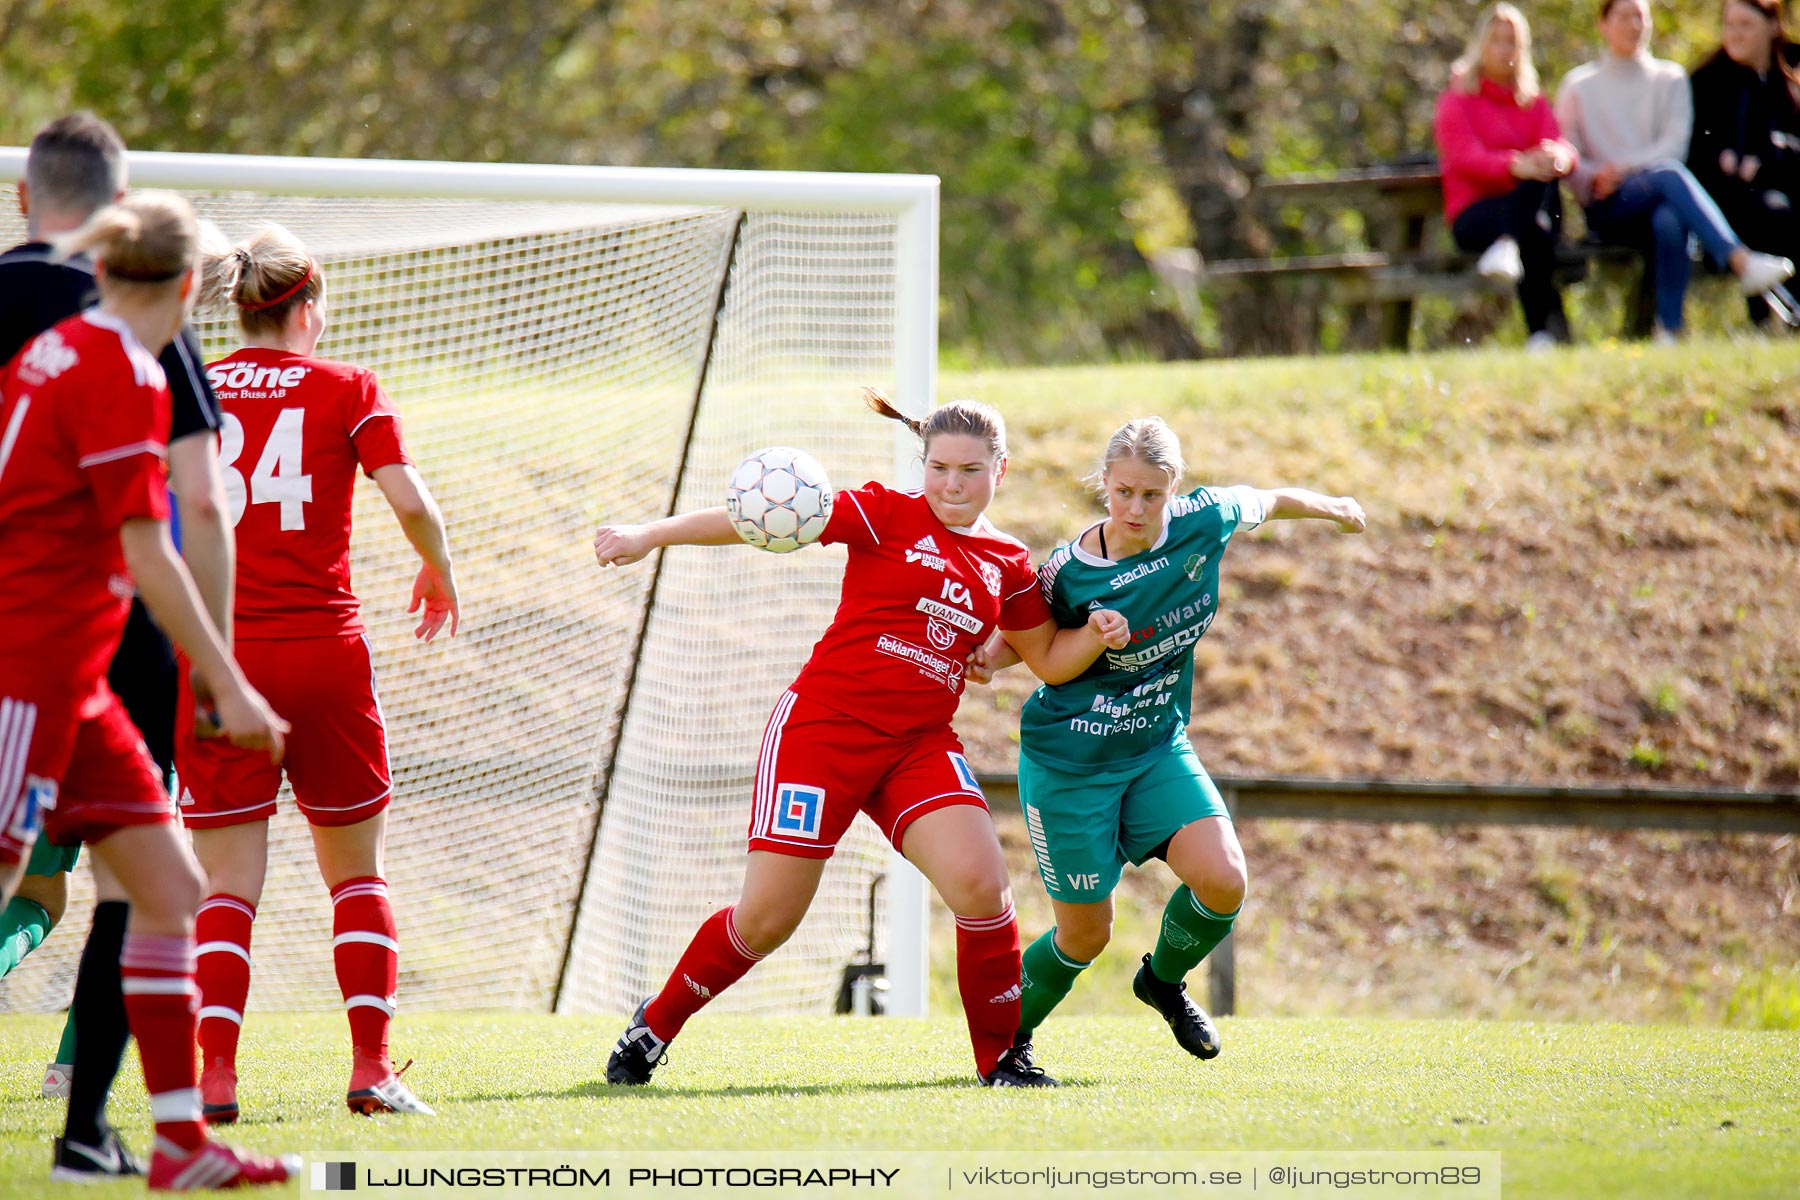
[{"xmin": 1186, "ymin": 164, "xmax": 1655, "ymax": 349}]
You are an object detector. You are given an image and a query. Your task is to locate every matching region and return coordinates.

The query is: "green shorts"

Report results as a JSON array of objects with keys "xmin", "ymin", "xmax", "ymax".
[
  {"xmin": 1017, "ymin": 738, "xmax": 1228, "ymax": 904},
  {"xmin": 24, "ymin": 833, "xmax": 79, "ymax": 878}
]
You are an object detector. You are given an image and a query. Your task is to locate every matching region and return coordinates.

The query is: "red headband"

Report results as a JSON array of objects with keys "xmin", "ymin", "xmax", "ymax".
[{"xmin": 243, "ymin": 260, "xmax": 316, "ymax": 311}]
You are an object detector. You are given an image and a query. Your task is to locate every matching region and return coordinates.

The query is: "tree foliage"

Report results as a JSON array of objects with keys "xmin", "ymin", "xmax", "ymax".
[{"xmin": 0, "ymin": 0, "xmax": 1728, "ymax": 361}]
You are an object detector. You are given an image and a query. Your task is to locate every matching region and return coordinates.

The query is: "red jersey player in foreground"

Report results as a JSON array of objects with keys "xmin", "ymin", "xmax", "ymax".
[
  {"xmin": 178, "ymin": 225, "xmax": 459, "ymax": 1122},
  {"xmin": 592, "ymin": 388, "xmax": 1129, "ymax": 1088},
  {"xmin": 0, "ymin": 191, "xmax": 299, "ymax": 1189}
]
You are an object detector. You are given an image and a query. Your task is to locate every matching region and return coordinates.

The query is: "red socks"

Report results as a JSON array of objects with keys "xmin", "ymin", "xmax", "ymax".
[
  {"xmin": 120, "ymin": 931, "xmax": 204, "ymax": 1153},
  {"xmin": 643, "ymin": 906, "xmax": 763, "ymax": 1041},
  {"xmin": 194, "ymin": 895, "xmax": 254, "ymax": 1071},
  {"xmin": 330, "ymin": 876, "xmax": 398, "ymax": 1066},
  {"xmin": 955, "ymin": 902, "xmax": 1023, "ymax": 1077}
]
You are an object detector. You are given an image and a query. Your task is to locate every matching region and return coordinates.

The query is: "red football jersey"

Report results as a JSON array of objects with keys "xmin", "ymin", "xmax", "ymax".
[
  {"xmin": 204, "ymin": 349, "xmax": 410, "ymax": 640},
  {"xmin": 788, "ymin": 481, "xmax": 1050, "ymax": 736},
  {"xmin": 0, "ymin": 313, "xmax": 172, "ymax": 707}
]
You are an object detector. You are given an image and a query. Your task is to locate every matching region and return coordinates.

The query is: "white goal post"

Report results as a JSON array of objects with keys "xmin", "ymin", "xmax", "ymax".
[{"xmin": 0, "ymin": 149, "xmax": 938, "ymax": 1020}]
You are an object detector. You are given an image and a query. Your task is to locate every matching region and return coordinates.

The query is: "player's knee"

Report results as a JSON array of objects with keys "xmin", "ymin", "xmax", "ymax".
[
  {"xmin": 134, "ymin": 857, "xmax": 207, "ymax": 929},
  {"xmin": 1195, "ymin": 863, "xmax": 1247, "ymax": 916},
  {"xmin": 1057, "ymin": 918, "xmax": 1111, "ymax": 962},
  {"xmin": 731, "ymin": 901, "xmax": 805, "ymax": 955},
  {"xmin": 940, "ymin": 863, "xmax": 1011, "ymax": 919},
  {"xmin": 15, "ymin": 871, "xmax": 69, "ymax": 926}
]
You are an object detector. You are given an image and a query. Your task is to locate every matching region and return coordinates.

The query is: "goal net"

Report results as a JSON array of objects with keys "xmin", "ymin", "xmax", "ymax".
[{"xmin": 0, "ymin": 152, "xmax": 938, "ymax": 1019}]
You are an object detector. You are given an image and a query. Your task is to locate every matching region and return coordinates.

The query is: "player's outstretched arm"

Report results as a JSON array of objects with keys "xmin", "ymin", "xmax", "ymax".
[
  {"xmin": 373, "ymin": 464, "xmax": 460, "ymax": 641},
  {"xmin": 118, "ymin": 518, "xmax": 288, "ymax": 762},
  {"xmin": 999, "ymin": 609, "xmax": 1129, "ymax": 685},
  {"xmin": 167, "ymin": 429, "xmax": 236, "ymax": 644},
  {"xmin": 593, "ymin": 507, "xmax": 741, "ymax": 568},
  {"xmin": 1254, "ymin": 487, "xmax": 1366, "ymax": 533}
]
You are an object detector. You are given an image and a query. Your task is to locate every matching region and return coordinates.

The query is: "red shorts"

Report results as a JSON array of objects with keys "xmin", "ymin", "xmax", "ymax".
[
  {"xmin": 0, "ymin": 685, "xmax": 173, "ymax": 863},
  {"xmin": 746, "ymin": 689, "xmax": 988, "ymax": 860},
  {"xmin": 176, "ymin": 634, "xmax": 391, "ymax": 830}
]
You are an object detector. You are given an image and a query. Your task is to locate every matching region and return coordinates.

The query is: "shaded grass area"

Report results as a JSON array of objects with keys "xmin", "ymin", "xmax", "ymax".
[{"xmin": 1, "ymin": 1012, "xmax": 1793, "ymax": 1198}]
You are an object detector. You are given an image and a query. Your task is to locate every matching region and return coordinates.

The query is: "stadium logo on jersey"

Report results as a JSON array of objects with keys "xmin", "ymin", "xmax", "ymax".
[
  {"xmin": 1184, "ymin": 553, "xmax": 1208, "ymax": 581},
  {"xmin": 773, "ymin": 784, "xmax": 825, "ymax": 839},
  {"xmin": 905, "ymin": 534, "xmax": 947, "ymax": 571},
  {"xmin": 1110, "ymin": 556, "xmax": 1169, "ymax": 590},
  {"xmin": 926, "ymin": 617, "xmax": 957, "ymax": 651},
  {"xmin": 978, "ymin": 561, "xmax": 1003, "ymax": 596},
  {"xmin": 915, "ymin": 597, "xmax": 983, "ymax": 634},
  {"xmin": 206, "ymin": 362, "xmax": 310, "ymax": 393},
  {"xmin": 19, "ymin": 330, "xmax": 77, "ymax": 381},
  {"xmin": 947, "ymin": 752, "xmax": 982, "ymax": 795}
]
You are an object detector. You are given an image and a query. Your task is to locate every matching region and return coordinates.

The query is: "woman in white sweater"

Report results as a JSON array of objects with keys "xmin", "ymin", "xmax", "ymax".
[{"xmin": 1556, "ymin": 0, "xmax": 1792, "ymax": 337}]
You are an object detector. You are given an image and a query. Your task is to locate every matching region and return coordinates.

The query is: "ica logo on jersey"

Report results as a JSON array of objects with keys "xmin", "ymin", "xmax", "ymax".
[{"xmin": 940, "ymin": 579, "xmax": 974, "ymax": 610}]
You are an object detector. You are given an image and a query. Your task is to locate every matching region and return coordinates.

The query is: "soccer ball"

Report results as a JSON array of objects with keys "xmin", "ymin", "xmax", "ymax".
[{"xmin": 725, "ymin": 446, "xmax": 833, "ymax": 553}]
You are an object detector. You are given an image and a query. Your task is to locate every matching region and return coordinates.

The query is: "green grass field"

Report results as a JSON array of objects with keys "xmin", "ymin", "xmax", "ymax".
[{"xmin": 2, "ymin": 1011, "xmax": 1795, "ymax": 1197}]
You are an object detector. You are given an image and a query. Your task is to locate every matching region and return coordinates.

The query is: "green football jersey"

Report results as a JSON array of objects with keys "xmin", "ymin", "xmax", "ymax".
[{"xmin": 1019, "ymin": 485, "xmax": 1265, "ymax": 771}]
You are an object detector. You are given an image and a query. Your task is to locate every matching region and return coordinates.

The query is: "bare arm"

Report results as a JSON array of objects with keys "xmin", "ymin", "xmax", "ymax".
[
  {"xmin": 166, "ymin": 429, "xmax": 234, "ymax": 643},
  {"xmin": 1252, "ymin": 487, "xmax": 1366, "ymax": 532},
  {"xmin": 593, "ymin": 507, "xmax": 741, "ymax": 568},
  {"xmin": 997, "ymin": 610, "xmax": 1130, "ymax": 686},
  {"xmin": 118, "ymin": 519, "xmax": 286, "ymax": 760},
  {"xmin": 372, "ymin": 463, "xmax": 459, "ymax": 641},
  {"xmin": 965, "ymin": 630, "xmax": 1024, "ymax": 685}
]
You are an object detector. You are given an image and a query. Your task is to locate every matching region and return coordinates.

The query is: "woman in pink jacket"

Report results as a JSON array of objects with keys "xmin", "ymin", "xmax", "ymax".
[{"xmin": 1434, "ymin": 3, "xmax": 1579, "ymax": 347}]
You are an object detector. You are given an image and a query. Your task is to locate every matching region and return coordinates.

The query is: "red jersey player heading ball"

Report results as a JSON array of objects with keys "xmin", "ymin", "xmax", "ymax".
[
  {"xmin": 178, "ymin": 224, "xmax": 459, "ymax": 1125},
  {"xmin": 592, "ymin": 386, "xmax": 1128, "ymax": 1088}
]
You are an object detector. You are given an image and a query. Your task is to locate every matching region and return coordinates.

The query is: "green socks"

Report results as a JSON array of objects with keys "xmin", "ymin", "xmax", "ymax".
[
  {"xmin": 1149, "ymin": 885, "xmax": 1238, "ymax": 983},
  {"xmin": 1018, "ymin": 927, "xmax": 1091, "ymax": 1038},
  {"xmin": 0, "ymin": 897, "xmax": 52, "ymax": 978},
  {"xmin": 54, "ymin": 1004, "xmax": 78, "ymax": 1065}
]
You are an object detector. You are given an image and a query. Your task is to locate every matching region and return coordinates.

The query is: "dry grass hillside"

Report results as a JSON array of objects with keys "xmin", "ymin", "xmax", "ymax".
[{"xmin": 926, "ymin": 342, "xmax": 1800, "ymax": 1029}]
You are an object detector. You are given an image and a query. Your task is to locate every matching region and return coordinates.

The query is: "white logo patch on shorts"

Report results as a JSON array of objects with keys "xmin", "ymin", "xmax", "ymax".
[
  {"xmin": 773, "ymin": 784, "xmax": 825, "ymax": 839},
  {"xmin": 947, "ymin": 752, "xmax": 982, "ymax": 795}
]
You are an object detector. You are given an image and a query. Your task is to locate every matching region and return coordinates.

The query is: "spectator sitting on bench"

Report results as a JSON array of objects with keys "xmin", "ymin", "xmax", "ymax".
[
  {"xmin": 1689, "ymin": 0, "xmax": 1800, "ymax": 327},
  {"xmin": 1556, "ymin": 0, "xmax": 1793, "ymax": 341},
  {"xmin": 1435, "ymin": 2, "xmax": 1579, "ymax": 349}
]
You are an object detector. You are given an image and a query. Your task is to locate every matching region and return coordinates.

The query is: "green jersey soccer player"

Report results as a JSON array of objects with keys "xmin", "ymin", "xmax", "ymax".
[{"xmin": 978, "ymin": 417, "xmax": 1364, "ymax": 1066}]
